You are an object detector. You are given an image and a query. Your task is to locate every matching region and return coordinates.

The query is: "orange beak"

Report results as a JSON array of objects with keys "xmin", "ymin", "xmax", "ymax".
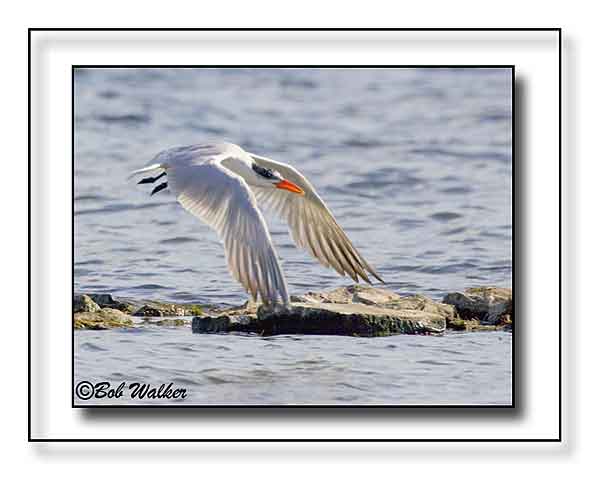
[{"xmin": 276, "ymin": 179, "xmax": 305, "ymax": 195}]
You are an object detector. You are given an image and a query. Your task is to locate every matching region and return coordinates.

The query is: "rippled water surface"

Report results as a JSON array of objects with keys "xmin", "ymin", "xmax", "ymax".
[
  {"xmin": 75, "ymin": 68, "xmax": 512, "ymax": 405},
  {"xmin": 76, "ymin": 326, "xmax": 512, "ymax": 405}
]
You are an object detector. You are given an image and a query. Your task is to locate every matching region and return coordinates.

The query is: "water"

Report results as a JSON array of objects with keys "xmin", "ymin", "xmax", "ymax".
[
  {"xmin": 75, "ymin": 326, "xmax": 512, "ymax": 405},
  {"xmin": 74, "ymin": 68, "xmax": 512, "ymax": 405}
]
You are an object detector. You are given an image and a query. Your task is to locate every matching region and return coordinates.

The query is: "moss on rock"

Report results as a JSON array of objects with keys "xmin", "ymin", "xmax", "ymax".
[{"xmin": 74, "ymin": 308, "xmax": 133, "ymax": 330}]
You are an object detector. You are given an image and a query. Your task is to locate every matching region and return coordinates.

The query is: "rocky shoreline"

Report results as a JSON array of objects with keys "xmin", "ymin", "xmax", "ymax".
[{"xmin": 73, "ymin": 285, "xmax": 512, "ymax": 337}]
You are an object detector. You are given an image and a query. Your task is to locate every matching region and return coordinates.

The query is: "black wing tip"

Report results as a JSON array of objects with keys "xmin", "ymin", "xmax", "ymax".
[
  {"xmin": 367, "ymin": 269, "xmax": 385, "ymax": 284},
  {"xmin": 367, "ymin": 275, "xmax": 385, "ymax": 285},
  {"xmin": 151, "ymin": 182, "xmax": 168, "ymax": 196}
]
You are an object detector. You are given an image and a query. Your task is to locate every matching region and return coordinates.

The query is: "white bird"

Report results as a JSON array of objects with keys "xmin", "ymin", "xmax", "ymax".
[{"xmin": 129, "ymin": 142, "xmax": 383, "ymax": 306}]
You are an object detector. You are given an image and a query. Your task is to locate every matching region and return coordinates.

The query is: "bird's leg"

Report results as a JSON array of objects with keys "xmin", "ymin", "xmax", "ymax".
[
  {"xmin": 151, "ymin": 182, "xmax": 168, "ymax": 196},
  {"xmin": 138, "ymin": 171, "xmax": 166, "ymax": 185}
]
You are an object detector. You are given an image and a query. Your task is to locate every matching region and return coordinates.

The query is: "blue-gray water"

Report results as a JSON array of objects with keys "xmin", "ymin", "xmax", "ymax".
[
  {"xmin": 75, "ymin": 327, "xmax": 511, "ymax": 405},
  {"xmin": 74, "ymin": 68, "xmax": 512, "ymax": 405}
]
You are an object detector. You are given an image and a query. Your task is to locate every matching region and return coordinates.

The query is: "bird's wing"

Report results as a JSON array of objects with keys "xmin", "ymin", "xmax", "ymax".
[
  {"xmin": 248, "ymin": 153, "xmax": 384, "ymax": 284},
  {"xmin": 167, "ymin": 160, "xmax": 289, "ymax": 305},
  {"xmin": 128, "ymin": 143, "xmax": 243, "ymax": 179}
]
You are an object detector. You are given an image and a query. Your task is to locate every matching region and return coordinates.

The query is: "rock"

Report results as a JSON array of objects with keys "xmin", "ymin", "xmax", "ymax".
[
  {"xmin": 193, "ymin": 315, "xmax": 231, "ymax": 333},
  {"xmin": 73, "ymin": 285, "xmax": 512, "ymax": 335},
  {"xmin": 447, "ymin": 319, "xmax": 502, "ymax": 331},
  {"xmin": 74, "ymin": 308, "xmax": 133, "ymax": 330},
  {"xmin": 130, "ymin": 300, "xmax": 191, "ymax": 317},
  {"xmin": 192, "ymin": 285, "xmax": 452, "ymax": 337},
  {"xmin": 292, "ymin": 285, "xmax": 395, "ymax": 305},
  {"xmin": 87, "ymin": 293, "xmax": 136, "ymax": 314},
  {"xmin": 380, "ymin": 294, "xmax": 456, "ymax": 321},
  {"xmin": 84, "ymin": 293, "xmax": 201, "ymax": 317},
  {"xmin": 143, "ymin": 318, "xmax": 188, "ymax": 327},
  {"xmin": 186, "ymin": 304, "xmax": 204, "ymax": 316},
  {"xmin": 192, "ymin": 315, "xmax": 259, "ymax": 334},
  {"xmin": 133, "ymin": 305, "xmax": 163, "ymax": 317},
  {"xmin": 443, "ymin": 287, "xmax": 512, "ymax": 325},
  {"xmin": 258, "ymin": 302, "xmax": 445, "ymax": 336},
  {"xmin": 73, "ymin": 294, "xmax": 100, "ymax": 313},
  {"xmin": 192, "ymin": 300, "xmax": 445, "ymax": 337},
  {"xmin": 87, "ymin": 293, "xmax": 118, "ymax": 306},
  {"xmin": 218, "ymin": 300, "xmax": 258, "ymax": 316},
  {"xmin": 295, "ymin": 285, "xmax": 456, "ymax": 320}
]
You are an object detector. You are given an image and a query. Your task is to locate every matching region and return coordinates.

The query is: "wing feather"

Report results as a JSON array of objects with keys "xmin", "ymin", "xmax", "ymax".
[
  {"xmin": 167, "ymin": 160, "xmax": 289, "ymax": 305},
  {"xmin": 249, "ymin": 153, "xmax": 384, "ymax": 284}
]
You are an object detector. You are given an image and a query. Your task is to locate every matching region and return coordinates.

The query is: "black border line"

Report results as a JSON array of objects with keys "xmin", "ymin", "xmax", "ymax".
[
  {"xmin": 71, "ymin": 66, "xmax": 76, "ymax": 408},
  {"xmin": 512, "ymin": 66, "xmax": 516, "ymax": 416},
  {"xmin": 558, "ymin": 27, "xmax": 563, "ymax": 443},
  {"xmin": 30, "ymin": 27, "xmax": 560, "ymax": 32},
  {"xmin": 27, "ymin": 26, "xmax": 32, "ymax": 444},
  {"xmin": 28, "ymin": 27, "xmax": 562, "ymax": 443},
  {"xmin": 74, "ymin": 64, "xmax": 513, "ymax": 68},
  {"xmin": 29, "ymin": 438, "xmax": 560, "ymax": 443}
]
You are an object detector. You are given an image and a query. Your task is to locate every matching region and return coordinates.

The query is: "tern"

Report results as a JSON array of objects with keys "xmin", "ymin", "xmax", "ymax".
[{"xmin": 130, "ymin": 142, "xmax": 383, "ymax": 306}]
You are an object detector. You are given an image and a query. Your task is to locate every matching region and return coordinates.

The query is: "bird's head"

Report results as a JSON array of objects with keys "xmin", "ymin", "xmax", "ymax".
[{"xmin": 251, "ymin": 163, "xmax": 305, "ymax": 195}]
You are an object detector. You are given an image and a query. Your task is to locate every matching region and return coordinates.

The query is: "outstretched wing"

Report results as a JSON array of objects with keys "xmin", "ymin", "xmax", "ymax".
[
  {"xmin": 167, "ymin": 159, "xmax": 289, "ymax": 305},
  {"xmin": 248, "ymin": 153, "xmax": 384, "ymax": 284}
]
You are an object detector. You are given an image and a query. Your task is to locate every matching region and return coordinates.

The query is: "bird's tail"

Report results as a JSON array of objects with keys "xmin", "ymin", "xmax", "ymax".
[{"xmin": 127, "ymin": 163, "xmax": 163, "ymax": 181}]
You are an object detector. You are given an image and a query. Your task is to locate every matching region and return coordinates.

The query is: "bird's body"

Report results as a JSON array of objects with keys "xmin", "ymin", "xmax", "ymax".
[{"xmin": 130, "ymin": 142, "xmax": 383, "ymax": 306}]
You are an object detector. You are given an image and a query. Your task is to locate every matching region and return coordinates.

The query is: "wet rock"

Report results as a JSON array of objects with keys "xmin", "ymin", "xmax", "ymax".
[
  {"xmin": 446, "ymin": 318, "xmax": 500, "ymax": 331},
  {"xmin": 192, "ymin": 286, "xmax": 451, "ymax": 337},
  {"xmin": 192, "ymin": 299, "xmax": 445, "ymax": 337},
  {"xmin": 443, "ymin": 287, "xmax": 512, "ymax": 325},
  {"xmin": 192, "ymin": 315, "xmax": 259, "ymax": 334},
  {"xmin": 192, "ymin": 315, "xmax": 231, "ymax": 333},
  {"xmin": 185, "ymin": 304, "xmax": 204, "ymax": 316},
  {"xmin": 74, "ymin": 285, "xmax": 512, "ymax": 335},
  {"xmin": 74, "ymin": 308, "xmax": 133, "ymax": 330},
  {"xmin": 257, "ymin": 302, "xmax": 445, "ymax": 336},
  {"xmin": 133, "ymin": 305, "xmax": 163, "ymax": 317},
  {"xmin": 130, "ymin": 300, "xmax": 193, "ymax": 317},
  {"xmin": 73, "ymin": 294, "xmax": 100, "ymax": 313},
  {"xmin": 87, "ymin": 293, "xmax": 119, "ymax": 306},
  {"xmin": 87, "ymin": 293, "xmax": 136, "ymax": 314},
  {"xmin": 82, "ymin": 293, "xmax": 202, "ymax": 316},
  {"xmin": 149, "ymin": 302, "xmax": 184, "ymax": 316},
  {"xmin": 143, "ymin": 318, "xmax": 188, "ymax": 327}
]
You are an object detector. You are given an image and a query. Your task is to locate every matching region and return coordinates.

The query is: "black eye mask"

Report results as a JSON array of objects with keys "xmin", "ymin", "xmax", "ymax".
[{"xmin": 252, "ymin": 163, "xmax": 275, "ymax": 179}]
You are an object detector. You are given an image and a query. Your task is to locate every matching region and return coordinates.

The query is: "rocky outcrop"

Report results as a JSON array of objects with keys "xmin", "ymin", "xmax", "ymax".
[
  {"xmin": 73, "ymin": 294, "xmax": 101, "ymax": 313},
  {"xmin": 74, "ymin": 308, "xmax": 133, "ymax": 330},
  {"xmin": 86, "ymin": 293, "xmax": 137, "ymax": 314},
  {"xmin": 75, "ymin": 293, "xmax": 204, "ymax": 317},
  {"xmin": 443, "ymin": 287, "xmax": 512, "ymax": 327},
  {"xmin": 141, "ymin": 318, "xmax": 188, "ymax": 327},
  {"xmin": 74, "ymin": 285, "xmax": 513, "ymax": 335},
  {"xmin": 133, "ymin": 305, "xmax": 166, "ymax": 317},
  {"xmin": 256, "ymin": 302, "xmax": 446, "ymax": 336},
  {"xmin": 192, "ymin": 314, "xmax": 259, "ymax": 334},
  {"xmin": 192, "ymin": 286, "xmax": 450, "ymax": 337}
]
